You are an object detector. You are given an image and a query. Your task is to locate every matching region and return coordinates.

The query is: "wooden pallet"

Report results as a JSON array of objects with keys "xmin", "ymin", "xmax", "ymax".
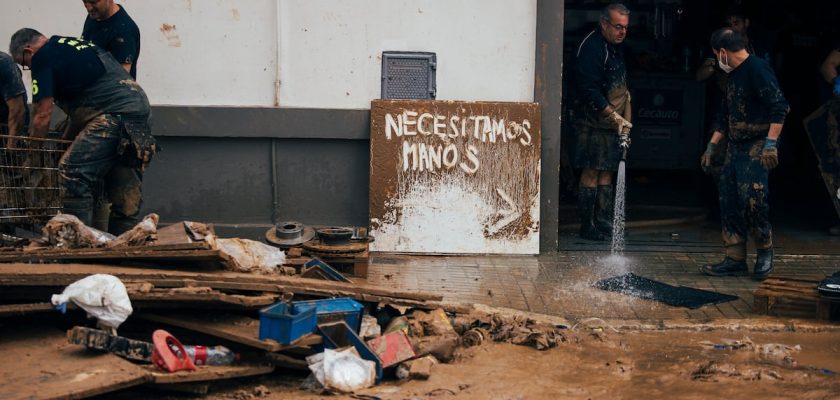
[{"xmin": 753, "ymin": 274, "xmax": 839, "ymax": 321}]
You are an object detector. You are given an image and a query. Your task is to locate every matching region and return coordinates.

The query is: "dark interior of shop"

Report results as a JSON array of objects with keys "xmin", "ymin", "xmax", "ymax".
[{"xmin": 560, "ymin": 0, "xmax": 840, "ymax": 234}]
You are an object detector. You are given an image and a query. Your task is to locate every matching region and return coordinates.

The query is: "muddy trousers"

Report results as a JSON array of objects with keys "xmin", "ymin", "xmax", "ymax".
[
  {"xmin": 718, "ymin": 140, "xmax": 772, "ymax": 261},
  {"xmin": 59, "ymin": 114, "xmax": 143, "ymax": 234}
]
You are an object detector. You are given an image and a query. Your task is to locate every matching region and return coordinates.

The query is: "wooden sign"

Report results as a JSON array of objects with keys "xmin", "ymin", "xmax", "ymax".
[{"xmin": 369, "ymin": 100, "xmax": 541, "ymax": 254}]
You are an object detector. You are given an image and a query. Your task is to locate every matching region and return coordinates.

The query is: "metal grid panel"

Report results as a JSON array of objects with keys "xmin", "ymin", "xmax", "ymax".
[
  {"xmin": 381, "ymin": 52, "xmax": 436, "ymax": 100},
  {"xmin": 0, "ymin": 133, "xmax": 69, "ymax": 226}
]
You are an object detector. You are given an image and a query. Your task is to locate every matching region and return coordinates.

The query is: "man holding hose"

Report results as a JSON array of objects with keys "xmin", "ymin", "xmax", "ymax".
[{"xmin": 571, "ymin": 3, "xmax": 633, "ymax": 241}]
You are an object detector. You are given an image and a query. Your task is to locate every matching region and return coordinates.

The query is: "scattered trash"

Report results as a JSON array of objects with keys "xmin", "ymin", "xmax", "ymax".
[
  {"xmin": 318, "ymin": 321, "xmax": 383, "ymax": 382},
  {"xmin": 413, "ymin": 308, "xmax": 456, "ymax": 336},
  {"xmin": 817, "ymin": 271, "xmax": 840, "ymax": 297},
  {"xmin": 308, "ymin": 347, "xmax": 376, "ymax": 393},
  {"xmin": 360, "ymin": 315, "xmax": 382, "ymax": 340},
  {"xmin": 51, "ymin": 274, "xmax": 133, "ymax": 332},
  {"xmin": 384, "ymin": 316, "xmax": 410, "ymax": 335},
  {"xmin": 178, "ymin": 345, "xmax": 239, "ymax": 366},
  {"xmin": 316, "ymin": 227, "xmax": 354, "ymax": 245},
  {"xmin": 699, "ymin": 337, "xmax": 801, "ymax": 366},
  {"xmin": 294, "ymin": 298, "xmax": 364, "ymax": 332},
  {"xmin": 301, "ymin": 258, "xmax": 352, "ymax": 282},
  {"xmin": 691, "ymin": 361, "xmax": 783, "ymax": 381},
  {"xmin": 265, "ymin": 221, "xmax": 316, "ymax": 247},
  {"xmin": 107, "ymin": 213, "xmax": 159, "ymax": 247},
  {"xmin": 259, "ymin": 302, "xmax": 317, "ymax": 345},
  {"xmin": 43, "ymin": 213, "xmax": 115, "ymax": 248},
  {"xmin": 460, "ymin": 327, "xmax": 490, "ymax": 347},
  {"xmin": 396, "ymin": 355, "xmax": 438, "ymax": 380},
  {"xmin": 367, "ymin": 331, "xmax": 415, "ymax": 368},
  {"xmin": 67, "ymin": 326, "xmax": 153, "ymax": 361},
  {"xmin": 411, "ymin": 334, "xmax": 459, "ymax": 363},
  {"xmin": 215, "ymin": 237, "xmax": 286, "ymax": 274},
  {"xmin": 151, "ymin": 329, "xmax": 197, "ymax": 372}
]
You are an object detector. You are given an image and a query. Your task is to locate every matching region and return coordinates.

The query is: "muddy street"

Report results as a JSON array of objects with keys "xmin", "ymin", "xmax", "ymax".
[{"xmin": 166, "ymin": 328, "xmax": 840, "ymax": 400}]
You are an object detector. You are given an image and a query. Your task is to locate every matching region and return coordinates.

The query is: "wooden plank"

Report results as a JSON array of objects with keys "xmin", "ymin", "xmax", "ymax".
[
  {"xmin": 147, "ymin": 364, "xmax": 274, "ymax": 384},
  {"xmin": 0, "ymin": 302, "xmax": 60, "ymax": 317},
  {"xmin": 0, "ymin": 263, "xmax": 442, "ymax": 303},
  {"xmin": 0, "ymin": 325, "xmax": 151, "ymax": 400},
  {"xmin": 135, "ymin": 313, "xmax": 322, "ymax": 352},
  {"xmin": 0, "ymin": 247, "xmax": 228, "ymax": 269}
]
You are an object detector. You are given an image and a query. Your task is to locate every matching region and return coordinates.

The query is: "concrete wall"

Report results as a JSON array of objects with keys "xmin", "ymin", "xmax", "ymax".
[
  {"xmin": 278, "ymin": 0, "xmax": 537, "ymax": 108},
  {"xmin": 1, "ymin": 0, "xmax": 536, "ymax": 107},
  {"xmin": 0, "ymin": 1, "xmax": 559, "ymax": 249}
]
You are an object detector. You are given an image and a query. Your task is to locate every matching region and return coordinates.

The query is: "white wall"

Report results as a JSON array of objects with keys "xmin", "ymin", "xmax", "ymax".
[
  {"xmin": 278, "ymin": 0, "xmax": 537, "ymax": 108},
  {"xmin": 0, "ymin": 0, "xmax": 536, "ymax": 109}
]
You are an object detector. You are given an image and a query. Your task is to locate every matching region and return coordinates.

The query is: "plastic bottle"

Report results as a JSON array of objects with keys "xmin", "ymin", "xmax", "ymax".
[{"xmin": 176, "ymin": 345, "xmax": 239, "ymax": 365}]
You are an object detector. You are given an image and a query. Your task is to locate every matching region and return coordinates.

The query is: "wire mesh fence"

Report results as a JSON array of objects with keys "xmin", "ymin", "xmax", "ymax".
[{"xmin": 0, "ymin": 132, "xmax": 70, "ymax": 227}]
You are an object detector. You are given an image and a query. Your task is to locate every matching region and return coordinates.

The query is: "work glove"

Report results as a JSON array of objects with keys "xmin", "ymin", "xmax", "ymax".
[
  {"xmin": 700, "ymin": 142, "xmax": 717, "ymax": 175},
  {"xmin": 605, "ymin": 111, "xmax": 633, "ymax": 135},
  {"xmin": 760, "ymin": 138, "xmax": 779, "ymax": 170}
]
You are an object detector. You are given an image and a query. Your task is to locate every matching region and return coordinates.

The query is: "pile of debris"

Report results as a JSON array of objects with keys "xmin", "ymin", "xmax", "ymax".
[{"xmin": 0, "ymin": 215, "xmax": 568, "ymax": 398}]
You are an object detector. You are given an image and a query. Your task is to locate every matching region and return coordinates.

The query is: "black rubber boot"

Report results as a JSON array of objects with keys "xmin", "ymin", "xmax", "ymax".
[
  {"xmin": 595, "ymin": 185, "xmax": 615, "ymax": 236},
  {"xmin": 62, "ymin": 198, "xmax": 94, "ymax": 227},
  {"xmin": 578, "ymin": 187, "xmax": 605, "ymax": 241},
  {"xmin": 753, "ymin": 248, "xmax": 774, "ymax": 280},
  {"xmin": 700, "ymin": 257, "xmax": 748, "ymax": 277}
]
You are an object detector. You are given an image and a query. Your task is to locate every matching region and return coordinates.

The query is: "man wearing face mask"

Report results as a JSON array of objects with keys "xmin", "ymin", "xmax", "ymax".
[
  {"xmin": 700, "ymin": 28, "xmax": 789, "ymax": 280},
  {"xmin": 571, "ymin": 3, "xmax": 633, "ymax": 241}
]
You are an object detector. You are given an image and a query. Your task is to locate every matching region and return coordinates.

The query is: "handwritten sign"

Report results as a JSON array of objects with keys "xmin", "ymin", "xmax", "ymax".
[{"xmin": 369, "ymin": 100, "xmax": 541, "ymax": 254}]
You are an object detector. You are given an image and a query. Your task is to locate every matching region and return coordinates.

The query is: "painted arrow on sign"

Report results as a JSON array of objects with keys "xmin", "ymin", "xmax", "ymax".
[{"xmin": 486, "ymin": 188, "xmax": 521, "ymax": 235}]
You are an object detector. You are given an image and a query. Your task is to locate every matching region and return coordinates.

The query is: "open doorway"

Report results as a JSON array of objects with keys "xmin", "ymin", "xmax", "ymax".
[{"xmin": 559, "ymin": 0, "xmax": 840, "ymax": 250}]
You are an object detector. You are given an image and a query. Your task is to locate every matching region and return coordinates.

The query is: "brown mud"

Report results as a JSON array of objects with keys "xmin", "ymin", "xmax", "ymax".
[{"xmin": 176, "ymin": 329, "xmax": 840, "ymax": 400}]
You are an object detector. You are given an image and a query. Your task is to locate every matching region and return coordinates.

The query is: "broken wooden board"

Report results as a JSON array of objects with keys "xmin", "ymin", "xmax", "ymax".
[
  {"xmin": 0, "ymin": 324, "xmax": 150, "ymax": 400},
  {"xmin": 0, "ymin": 242, "xmax": 234, "ymax": 270},
  {"xmin": 135, "ymin": 312, "xmax": 322, "ymax": 352},
  {"xmin": 0, "ymin": 263, "xmax": 443, "ymax": 306},
  {"xmin": 753, "ymin": 274, "xmax": 827, "ymax": 319},
  {"xmin": 0, "ymin": 287, "xmax": 280, "ymax": 311},
  {"xmin": 0, "ymin": 302, "xmax": 74, "ymax": 317},
  {"xmin": 146, "ymin": 364, "xmax": 275, "ymax": 384}
]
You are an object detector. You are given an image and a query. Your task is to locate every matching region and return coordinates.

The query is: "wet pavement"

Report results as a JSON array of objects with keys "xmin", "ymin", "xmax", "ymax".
[{"xmin": 365, "ymin": 221, "xmax": 840, "ymax": 322}]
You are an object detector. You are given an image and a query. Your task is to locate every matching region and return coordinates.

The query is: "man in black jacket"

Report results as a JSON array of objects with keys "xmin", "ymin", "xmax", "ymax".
[
  {"xmin": 10, "ymin": 28, "xmax": 156, "ymax": 234},
  {"xmin": 81, "ymin": 0, "xmax": 140, "ymax": 79},
  {"xmin": 571, "ymin": 3, "xmax": 633, "ymax": 241},
  {"xmin": 700, "ymin": 28, "xmax": 789, "ymax": 280}
]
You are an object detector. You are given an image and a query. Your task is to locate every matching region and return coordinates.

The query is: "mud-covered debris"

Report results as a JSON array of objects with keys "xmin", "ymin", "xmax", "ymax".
[
  {"xmin": 699, "ymin": 337, "xmax": 800, "ymax": 365},
  {"xmin": 43, "ymin": 213, "xmax": 115, "ymax": 248},
  {"xmin": 396, "ymin": 354, "xmax": 439, "ymax": 380},
  {"xmin": 108, "ymin": 213, "xmax": 159, "ymax": 248},
  {"xmin": 691, "ymin": 361, "xmax": 783, "ymax": 381}
]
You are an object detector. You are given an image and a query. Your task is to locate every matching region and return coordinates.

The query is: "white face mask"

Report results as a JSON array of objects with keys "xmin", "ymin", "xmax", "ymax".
[{"xmin": 718, "ymin": 51, "xmax": 734, "ymax": 73}]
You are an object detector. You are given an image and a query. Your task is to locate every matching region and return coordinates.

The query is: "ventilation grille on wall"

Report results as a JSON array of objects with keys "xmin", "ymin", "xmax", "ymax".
[{"xmin": 381, "ymin": 51, "xmax": 437, "ymax": 100}]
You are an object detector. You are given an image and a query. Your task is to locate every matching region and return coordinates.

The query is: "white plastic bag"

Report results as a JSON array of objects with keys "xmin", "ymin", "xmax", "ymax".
[
  {"xmin": 51, "ymin": 274, "xmax": 133, "ymax": 330},
  {"xmin": 322, "ymin": 348, "xmax": 376, "ymax": 393},
  {"xmin": 215, "ymin": 238, "xmax": 285, "ymax": 274}
]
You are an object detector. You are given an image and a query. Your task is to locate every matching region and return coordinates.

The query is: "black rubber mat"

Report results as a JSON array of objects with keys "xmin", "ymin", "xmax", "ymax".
[{"xmin": 594, "ymin": 273, "xmax": 738, "ymax": 309}]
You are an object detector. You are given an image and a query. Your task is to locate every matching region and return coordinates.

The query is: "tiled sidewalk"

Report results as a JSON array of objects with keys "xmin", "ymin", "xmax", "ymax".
[{"xmin": 365, "ymin": 251, "xmax": 840, "ymax": 321}]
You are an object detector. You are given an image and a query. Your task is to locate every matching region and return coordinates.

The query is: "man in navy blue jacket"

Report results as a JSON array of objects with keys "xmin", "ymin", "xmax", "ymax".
[
  {"xmin": 571, "ymin": 3, "xmax": 633, "ymax": 241},
  {"xmin": 700, "ymin": 28, "xmax": 789, "ymax": 280}
]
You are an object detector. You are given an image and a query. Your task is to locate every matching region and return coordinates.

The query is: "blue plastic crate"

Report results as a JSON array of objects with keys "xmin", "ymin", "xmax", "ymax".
[
  {"xmin": 259, "ymin": 302, "xmax": 317, "ymax": 345},
  {"xmin": 292, "ymin": 298, "xmax": 364, "ymax": 333}
]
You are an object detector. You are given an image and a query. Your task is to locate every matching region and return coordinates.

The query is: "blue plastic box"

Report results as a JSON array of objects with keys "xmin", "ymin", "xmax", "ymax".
[
  {"xmin": 258, "ymin": 302, "xmax": 317, "ymax": 345},
  {"xmin": 292, "ymin": 298, "xmax": 364, "ymax": 333}
]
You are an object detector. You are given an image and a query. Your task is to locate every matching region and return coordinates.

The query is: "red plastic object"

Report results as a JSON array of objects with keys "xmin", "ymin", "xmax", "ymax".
[
  {"xmin": 366, "ymin": 331, "xmax": 415, "ymax": 368},
  {"xmin": 151, "ymin": 329, "xmax": 197, "ymax": 372}
]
